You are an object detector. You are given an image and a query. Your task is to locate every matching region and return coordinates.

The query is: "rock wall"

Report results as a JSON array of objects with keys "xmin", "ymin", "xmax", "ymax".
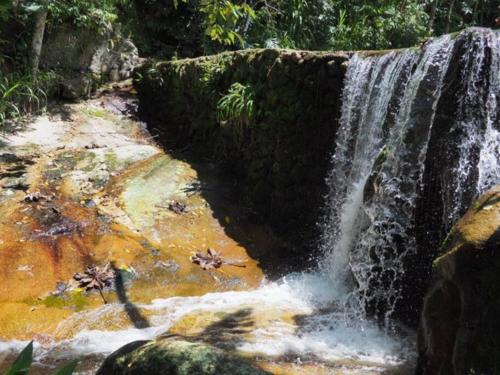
[
  {"xmin": 417, "ymin": 185, "xmax": 500, "ymax": 375},
  {"xmin": 134, "ymin": 49, "xmax": 348, "ymax": 265}
]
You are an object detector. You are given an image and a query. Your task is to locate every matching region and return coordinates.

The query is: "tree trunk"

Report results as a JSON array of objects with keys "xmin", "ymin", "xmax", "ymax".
[
  {"xmin": 445, "ymin": 0, "xmax": 456, "ymax": 34},
  {"xmin": 30, "ymin": 8, "xmax": 47, "ymax": 80},
  {"xmin": 428, "ymin": 0, "xmax": 439, "ymax": 33}
]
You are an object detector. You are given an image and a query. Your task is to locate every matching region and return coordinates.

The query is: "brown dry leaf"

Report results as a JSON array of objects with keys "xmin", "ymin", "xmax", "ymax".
[
  {"xmin": 190, "ymin": 248, "xmax": 246, "ymax": 271},
  {"xmin": 73, "ymin": 263, "xmax": 115, "ymax": 303}
]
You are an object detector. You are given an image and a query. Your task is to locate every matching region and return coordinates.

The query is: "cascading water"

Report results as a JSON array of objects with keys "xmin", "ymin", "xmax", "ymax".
[
  {"xmin": 321, "ymin": 27, "xmax": 500, "ymax": 328},
  {"xmin": 446, "ymin": 29, "xmax": 500, "ymax": 224},
  {"xmin": 1, "ymin": 28, "xmax": 499, "ymax": 374},
  {"xmin": 321, "ymin": 34, "xmax": 456, "ymax": 326},
  {"xmin": 319, "ymin": 51, "xmax": 419, "ymax": 298}
]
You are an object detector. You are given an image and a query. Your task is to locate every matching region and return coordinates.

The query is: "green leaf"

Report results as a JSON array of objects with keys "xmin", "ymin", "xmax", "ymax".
[
  {"xmin": 53, "ymin": 360, "xmax": 78, "ymax": 375},
  {"xmin": 2, "ymin": 82, "xmax": 20, "ymax": 99},
  {"xmin": 4, "ymin": 341, "xmax": 34, "ymax": 375}
]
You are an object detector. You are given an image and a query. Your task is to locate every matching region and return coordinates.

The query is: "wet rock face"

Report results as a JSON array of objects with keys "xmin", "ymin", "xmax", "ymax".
[
  {"xmin": 417, "ymin": 186, "xmax": 500, "ymax": 375},
  {"xmin": 0, "ymin": 92, "xmax": 268, "ymax": 341},
  {"xmin": 41, "ymin": 25, "xmax": 140, "ymax": 99},
  {"xmin": 135, "ymin": 49, "xmax": 348, "ymax": 264},
  {"xmin": 97, "ymin": 339, "xmax": 270, "ymax": 375},
  {"xmin": 404, "ymin": 29, "xmax": 500, "ymax": 327}
]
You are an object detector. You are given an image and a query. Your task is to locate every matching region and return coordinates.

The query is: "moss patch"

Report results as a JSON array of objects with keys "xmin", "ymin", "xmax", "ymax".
[{"xmin": 97, "ymin": 339, "xmax": 270, "ymax": 375}]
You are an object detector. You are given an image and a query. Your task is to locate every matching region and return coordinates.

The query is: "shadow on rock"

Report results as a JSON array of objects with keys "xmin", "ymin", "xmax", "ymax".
[{"xmin": 112, "ymin": 262, "xmax": 150, "ymax": 329}]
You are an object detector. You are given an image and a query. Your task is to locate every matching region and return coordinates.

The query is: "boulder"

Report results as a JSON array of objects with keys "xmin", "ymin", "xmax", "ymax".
[
  {"xmin": 58, "ymin": 73, "xmax": 94, "ymax": 100},
  {"xmin": 41, "ymin": 24, "xmax": 140, "ymax": 99},
  {"xmin": 417, "ymin": 185, "xmax": 500, "ymax": 374},
  {"xmin": 97, "ymin": 339, "xmax": 270, "ymax": 375}
]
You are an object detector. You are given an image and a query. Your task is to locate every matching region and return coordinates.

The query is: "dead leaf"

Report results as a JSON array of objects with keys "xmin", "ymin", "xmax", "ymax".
[
  {"xmin": 23, "ymin": 191, "xmax": 54, "ymax": 203},
  {"xmin": 190, "ymin": 248, "xmax": 246, "ymax": 270},
  {"xmin": 168, "ymin": 201, "xmax": 187, "ymax": 214},
  {"xmin": 73, "ymin": 263, "xmax": 115, "ymax": 304}
]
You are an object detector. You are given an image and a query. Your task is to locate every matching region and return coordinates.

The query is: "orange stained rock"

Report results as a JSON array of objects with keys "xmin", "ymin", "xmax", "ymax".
[{"xmin": 0, "ymin": 96, "xmax": 270, "ymax": 341}]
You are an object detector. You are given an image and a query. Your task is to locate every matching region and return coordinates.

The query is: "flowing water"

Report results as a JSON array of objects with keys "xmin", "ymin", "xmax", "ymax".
[
  {"xmin": 446, "ymin": 29, "xmax": 500, "ymax": 224},
  {"xmin": 1, "ymin": 28, "xmax": 499, "ymax": 374},
  {"xmin": 321, "ymin": 34, "xmax": 456, "ymax": 326}
]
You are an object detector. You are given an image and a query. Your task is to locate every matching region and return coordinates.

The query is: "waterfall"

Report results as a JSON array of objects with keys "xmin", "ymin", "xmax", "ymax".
[
  {"xmin": 3, "ymin": 28, "xmax": 498, "ymax": 374},
  {"xmin": 477, "ymin": 30, "xmax": 500, "ymax": 194},
  {"xmin": 320, "ymin": 50, "xmax": 419, "ymax": 296},
  {"xmin": 321, "ymin": 28, "xmax": 500, "ymax": 326},
  {"xmin": 447, "ymin": 29, "xmax": 500, "ymax": 223}
]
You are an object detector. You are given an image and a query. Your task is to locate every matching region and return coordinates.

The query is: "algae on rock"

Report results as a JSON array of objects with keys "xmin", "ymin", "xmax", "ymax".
[
  {"xmin": 417, "ymin": 185, "xmax": 500, "ymax": 375},
  {"xmin": 97, "ymin": 339, "xmax": 270, "ymax": 375}
]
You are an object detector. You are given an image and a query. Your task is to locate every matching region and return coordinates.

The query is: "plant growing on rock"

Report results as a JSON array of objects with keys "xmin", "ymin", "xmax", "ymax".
[
  {"xmin": 216, "ymin": 82, "xmax": 255, "ymax": 145},
  {"xmin": 0, "ymin": 71, "xmax": 56, "ymax": 127}
]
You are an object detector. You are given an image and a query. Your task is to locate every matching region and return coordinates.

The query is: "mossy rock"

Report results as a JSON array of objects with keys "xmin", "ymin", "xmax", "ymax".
[
  {"xmin": 97, "ymin": 339, "xmax": 270, "ymax": 375},
  {"xmin": 417, "ymin": 185, "xmax": 500, "ymax": 375}
]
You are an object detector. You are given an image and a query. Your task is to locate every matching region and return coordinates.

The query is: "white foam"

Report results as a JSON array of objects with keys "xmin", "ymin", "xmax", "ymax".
[{"xmin": 0, "ymin": 273, "xmax": 412, "ymax": 370}]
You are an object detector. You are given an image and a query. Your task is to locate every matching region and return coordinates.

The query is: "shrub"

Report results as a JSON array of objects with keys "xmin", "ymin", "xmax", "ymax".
[
  {"xmin": 0, "ymin": 70, "xmax": 58, "ymax": 127},
  {"xmin": 217, "ymin": 82, "xmax": 255, "ymax": 142}
]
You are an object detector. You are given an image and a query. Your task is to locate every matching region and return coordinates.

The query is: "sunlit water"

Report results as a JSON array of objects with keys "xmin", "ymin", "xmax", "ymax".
[{"xmin": 0, "ymin": 273, "xmax": 414, "ymax": 374}]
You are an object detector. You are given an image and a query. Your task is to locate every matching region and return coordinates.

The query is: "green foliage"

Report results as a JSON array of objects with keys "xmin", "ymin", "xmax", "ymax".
[
  {"xmin": 129, "ymin": 0, "xmax": 254, "ymax": 57},
  {"xmin": 129, "ymin": 0, "xmax": 204, "ymax": 58},
  {"xmin": 428, "ymin": 0, "xmax": 499, "ymax": 35},
  {"xmin": 328, "ymin": 1, "xmax": 429, "ymax": 50},
  {"xmin": 129, "ymin": 0, "xmax": 499, "ymax": 57},
  {"xmin": 0, "ymin": 0, "xmax": 12, "ymax": 18},
  {"xmin": 4, "ymin": 341, "xmax": 78, "ymax": 375},
  {"xmin": 3, "ymin": 0, "xmax": 127, "ymax": 33},
  {"xmin": 199, "ymin": 56, "xmax": 229, "ymax": 95},
  {"xmin": 200, "ymin": 0, "xmax": 255, "ymax": 48},
  {"xmin": 45, "ymin": 0, "xmax": 121, "ymax": 32},
  {"xmin": 0, "ymin": 70, "xmax": 58, "ymax": 126},
  {"xmin": 249, "ymin": 0, "xmax": 335, "ymax": 49},
  {"xmin": 4, "ymin": 341, "xmax": 33, "ymax": 375},
  {"xmin": 217, "ymin": 82, "xmax": 255, "ymax": 143}
]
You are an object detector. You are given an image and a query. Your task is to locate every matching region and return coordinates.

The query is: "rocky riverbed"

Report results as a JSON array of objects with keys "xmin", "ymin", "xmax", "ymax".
[
  {"xmin": 0, "ymin": 84, "xmax": 414, "ymax": 375},
  {"xmin": 0, "ymin": 84, "xmax": 270, "ymax": 372}
]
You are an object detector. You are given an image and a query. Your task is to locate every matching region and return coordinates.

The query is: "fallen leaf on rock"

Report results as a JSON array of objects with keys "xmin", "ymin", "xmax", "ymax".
[
  {"xmin": 17, "ymin": 264, "xmax": 33, "ymax": 272},
  {"xmin": 168, "ymin": 201, "xmax": 187, "ymax": 214},
  {"xmin": 190, "ymin": 248, "xmax": 246, "ymax": 270},
  {"xmin": 23, "ymin": 191, "xmax": 54, "ymax": 203},
  {"xmin": 73, "ymin": 263, "xmax": 115, "ymax": 304}
]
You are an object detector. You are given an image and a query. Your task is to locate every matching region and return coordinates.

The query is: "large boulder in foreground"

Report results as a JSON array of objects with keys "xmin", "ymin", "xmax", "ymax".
[
  {"xmin": 97, "ymin": 339, "xmax": 269, "ymax": 375},
  {"xmin": 417, "ymin": 185, "xmax": 500, "ymax": 375}
]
